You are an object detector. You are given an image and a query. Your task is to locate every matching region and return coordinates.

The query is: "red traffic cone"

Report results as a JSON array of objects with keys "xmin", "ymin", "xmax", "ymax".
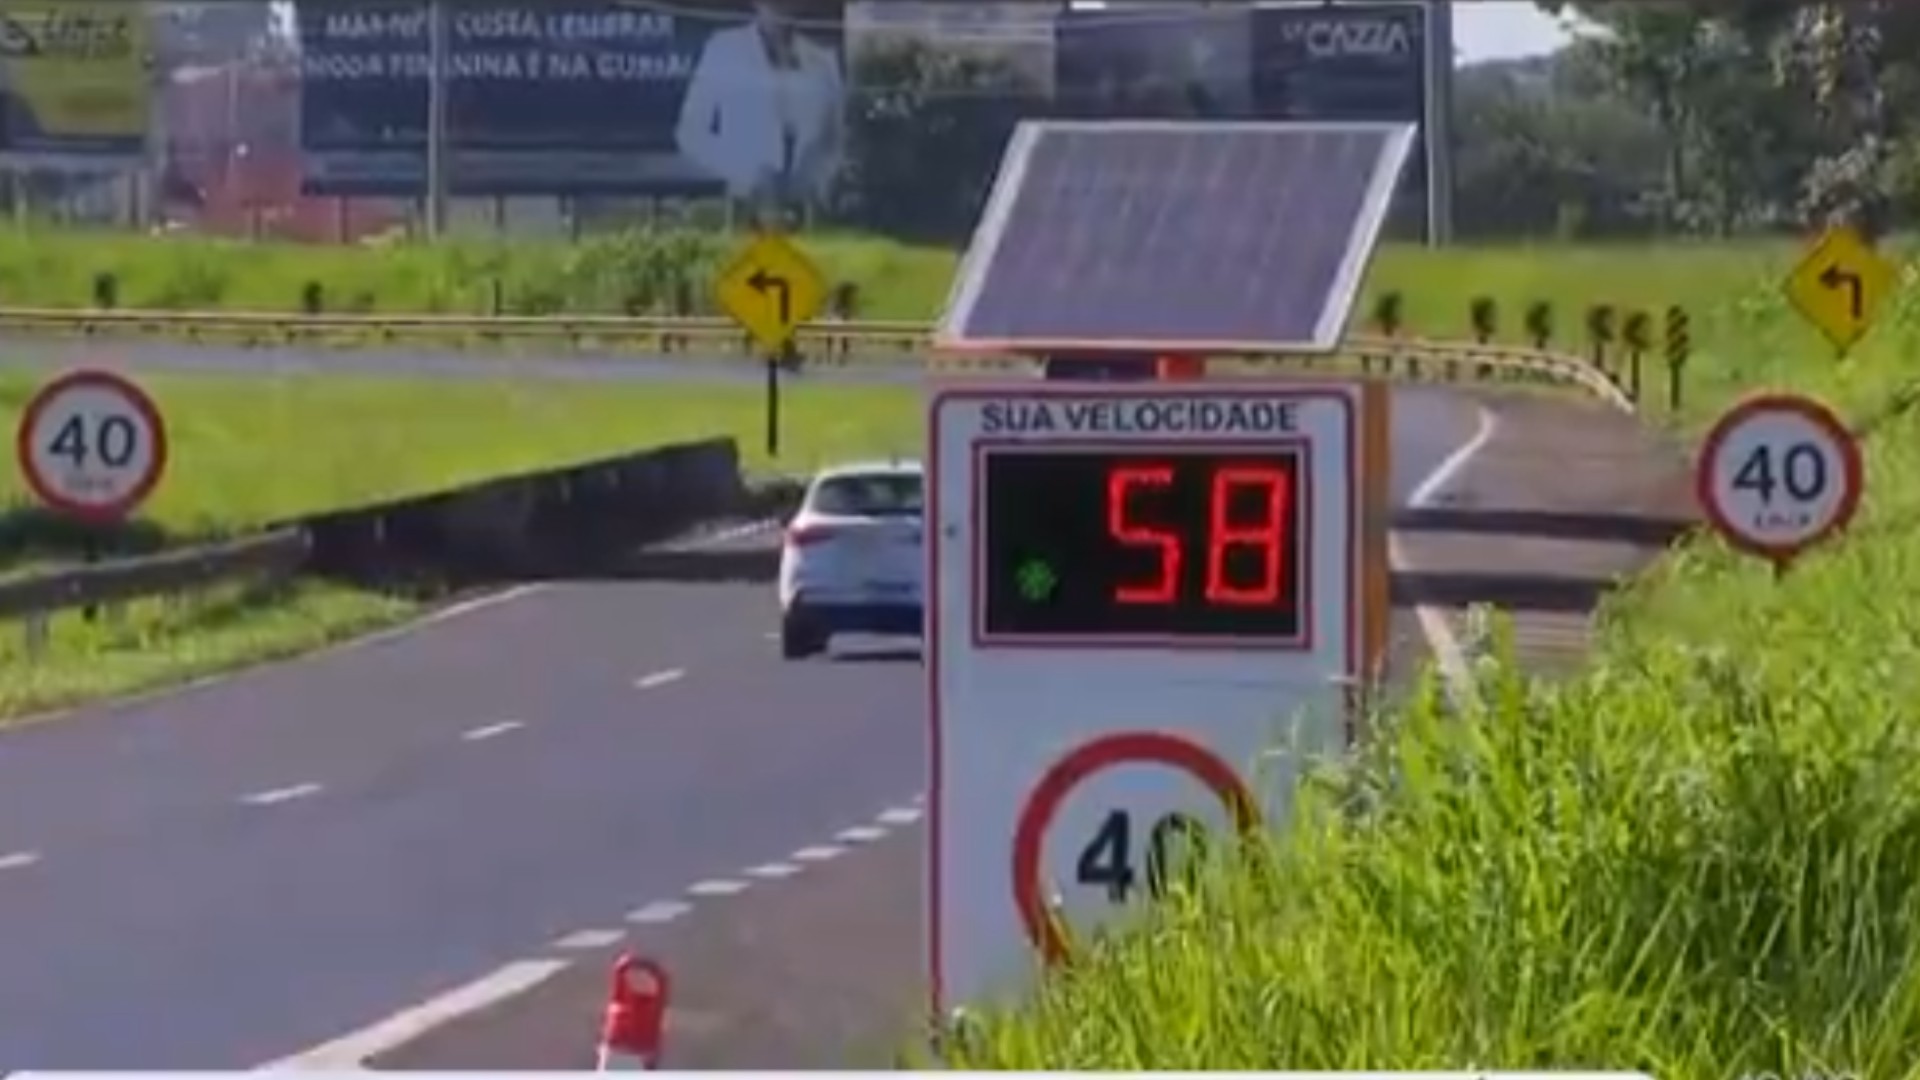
[{"xmin": 597, "ymin": 953, "xmax": 669, "ymax": 1070}]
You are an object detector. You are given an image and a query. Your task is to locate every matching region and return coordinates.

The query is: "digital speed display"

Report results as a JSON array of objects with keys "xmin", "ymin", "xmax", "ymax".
[{"xmin": 979, "ymin": 447, "xmax": 1310, "ymax": 641}]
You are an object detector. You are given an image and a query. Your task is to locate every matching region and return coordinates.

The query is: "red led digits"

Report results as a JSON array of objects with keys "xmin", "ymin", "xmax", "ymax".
[
  {"xmin": 1107, "ymin": 465, "xmax": 1179, "ymax": 604},
  {"xmin": 1204, "ymin": 467, "xmax": 1292, "ymax": 606}
]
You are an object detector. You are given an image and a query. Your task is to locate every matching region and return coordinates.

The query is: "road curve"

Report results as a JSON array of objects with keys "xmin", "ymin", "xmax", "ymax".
[{"xmin": 0, "ymin": 340, "xmax": 1484, "ymax": 1067}]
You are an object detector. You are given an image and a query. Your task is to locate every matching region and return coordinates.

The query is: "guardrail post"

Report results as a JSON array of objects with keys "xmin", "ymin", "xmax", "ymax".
[
  {"xmin": 489, "ymin": 277, "xmax": 505, "ymax": 317},
  {"xmin": 1622, "ymin": 310, "xmax": 1650, "ymax": 404},
  {"xmin": 1585, "ymin": 303, "xmax": 1617, "ymax": 379},
  {"xmin": 831, "ymin": 283, "xmax": 859, "ymax": 362},
  {"xmin": 1664, "ymin": 305, "xmax": 1690, "ymax": 413}
]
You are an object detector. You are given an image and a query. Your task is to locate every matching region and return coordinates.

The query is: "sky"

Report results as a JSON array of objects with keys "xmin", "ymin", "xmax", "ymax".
[{"xmin": 1454, "ymin": 1, "xmax": 1586, "ymax": 64}]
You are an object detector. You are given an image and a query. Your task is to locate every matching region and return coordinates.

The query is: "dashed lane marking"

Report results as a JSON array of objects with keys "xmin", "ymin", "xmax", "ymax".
[
  {"xmin": 461, "ymin": 720, "xmax": 524, "ymax": 742},
  {"xmin": 876, "ymin": 806, "xmax": 922, "ymax": 827},
  {"xmin": 791, "ymin": 844, "xmax": 845, "ymax": 863},
  {"xmin": 239, "ymin": 782, "xmax": 324, "ymax": 806},
  {"xmin": 836, "ymin": 824, "xmax": 887, "ymax": 844},
  {"xmin": 686, "ymin": 878, "xmax": 750, "ymax": 897},
  {"xmin": 626, "ymin": 900, "xmax": 694, "ymax": 925},
  {"xmin": 745, "ymin": 861, "xmax": 803, "ymax": 879},
  {"xmin": 254, "ymin": 959, "xmax": 570, "ymax": 1070},
  {"xmin": 634, "ymin": 668, "xmax": 686, "ymax": 690},
  {"xmin": 551, "ymin": 928, "xmax": 626, "ymax": 951},
  {"xmin": 0, "ymin": 850, "xmax": 40, "ymax": 871}
]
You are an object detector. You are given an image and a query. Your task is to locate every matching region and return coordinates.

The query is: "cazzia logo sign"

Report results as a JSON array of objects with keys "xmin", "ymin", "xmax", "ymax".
[
  {"xmin": 1280, "ymin": 15, "xmax": 1416, "ymax": 58},
  {"xmin": 0, "ymin": 3, "xmax": 150, "ymax": 142}
]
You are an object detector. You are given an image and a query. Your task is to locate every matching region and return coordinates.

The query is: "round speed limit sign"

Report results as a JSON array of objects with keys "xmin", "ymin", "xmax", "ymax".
[
  {"xmin": 1696, "ymin": 392, "xmax": 1861, "ymax": 562},
  {"xmin": 16, "ymin": 369, "xmax": 168, "ymax": 522}
]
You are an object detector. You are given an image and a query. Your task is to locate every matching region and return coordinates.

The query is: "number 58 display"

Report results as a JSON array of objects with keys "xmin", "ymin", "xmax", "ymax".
[{"xmin": 1696, "ymin": 392, "xmax": 1862, "ymax": 566}]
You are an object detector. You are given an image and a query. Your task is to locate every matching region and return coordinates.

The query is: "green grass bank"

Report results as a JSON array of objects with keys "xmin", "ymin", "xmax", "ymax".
[
  {"xmin": 0, "ymin": 368, "xmax": 918, "ymax": 722},
  {"xmin": 935, "ymin": 244, "xmax": 1920, "ymax": 1075}
]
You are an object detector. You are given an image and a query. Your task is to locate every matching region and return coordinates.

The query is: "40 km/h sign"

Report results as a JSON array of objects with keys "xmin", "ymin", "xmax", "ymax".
[
  {"xmin": 927, "ymin": 382, "xmax": 1390, "ymax": 1016},
  {"xmin": 16, "ymin": 369, "xmax": 168, "ymax": 522},
  {"xmin": 1696, "ymin": 392, "xmax": 1862, "ymax": 564}
]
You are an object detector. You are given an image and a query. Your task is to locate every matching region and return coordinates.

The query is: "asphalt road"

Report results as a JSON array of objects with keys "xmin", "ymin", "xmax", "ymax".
[{"xmin": 0, "ymin": 341, "xmax": 1485, "ymax": 1068}]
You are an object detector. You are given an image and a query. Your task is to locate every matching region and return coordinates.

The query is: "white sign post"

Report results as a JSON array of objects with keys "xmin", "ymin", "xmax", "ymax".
[
  {"xmin": 1696, "ymin": 392, "xmax": 1862, "ymax": 569},
  {"xmin": 926, "ymin": 381, "xmax": 1387, "ymax": 1016},
  {"xmin": 17, "ymin": 369, "xmax": 169, "ymax": 522}
]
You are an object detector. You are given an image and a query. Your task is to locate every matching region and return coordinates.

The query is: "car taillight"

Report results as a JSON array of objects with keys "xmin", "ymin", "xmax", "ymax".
[{"xmin": 785, "ymin": 524, "xmax": 837, "ymax": 547}]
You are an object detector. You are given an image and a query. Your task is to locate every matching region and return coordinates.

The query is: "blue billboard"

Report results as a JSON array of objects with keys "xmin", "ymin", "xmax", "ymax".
[{"xmin": 294, "ymin": 0, "xmax": 848, "ymax": 197}]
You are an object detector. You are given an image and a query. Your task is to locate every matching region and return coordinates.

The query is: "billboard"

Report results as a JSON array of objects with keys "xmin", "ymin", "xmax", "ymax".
[
  {"xmin": 1053, "ymin": 2, "xmax": 1430, "ymax": 230},
  {"xmin": 295, "ymin": 0, "xmax": 848, "ymax": 198},
  {"xmin": 1053, "ymin": 4, "xmax": 1250, "ymax": 119},
  {"xmin": 0, "ymin": 2, "xmax": 152, "ymax": 164},
  {"xmin": 1250, "ymin": 2, "xmax": 1430, "ymax": 229}
]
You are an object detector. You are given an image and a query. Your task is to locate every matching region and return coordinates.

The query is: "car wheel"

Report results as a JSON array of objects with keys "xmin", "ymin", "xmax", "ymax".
[{"xmin": 781, "ymin": 613, "xmax": 827, "ymax": 660}]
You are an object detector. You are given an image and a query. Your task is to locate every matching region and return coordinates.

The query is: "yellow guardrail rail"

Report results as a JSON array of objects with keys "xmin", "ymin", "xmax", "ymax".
[{"xmin": 0, "ymin": 307, "xmax": 1634, "ymax": 411}]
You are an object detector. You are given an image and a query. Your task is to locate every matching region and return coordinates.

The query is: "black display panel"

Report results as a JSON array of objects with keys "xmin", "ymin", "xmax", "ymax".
[{"xmin": 980, "ymin": 448, "xmax": 1310, "ymax": 641}]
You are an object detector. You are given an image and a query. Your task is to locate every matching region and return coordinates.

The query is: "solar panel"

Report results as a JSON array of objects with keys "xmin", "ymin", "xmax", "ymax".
[{"xmin": 934, "ymin": 119, "xmax": 1417, "ymax": 355}]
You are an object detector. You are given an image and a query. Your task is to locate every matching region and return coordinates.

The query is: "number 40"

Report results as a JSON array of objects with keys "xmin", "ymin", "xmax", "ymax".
[
  {"xmin": 47, "ymin": 413, "xmax": 139, "ymax": 469},
  {"xmin": 1731, "ymin": 442, "xmax": 1826, "ymax": 505},
  {"xmin": 1074, "ymin": 809, "xmax": 1210, "ymax": 903}
]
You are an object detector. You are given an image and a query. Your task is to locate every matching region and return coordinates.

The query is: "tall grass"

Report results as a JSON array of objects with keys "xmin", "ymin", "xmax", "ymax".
[{"xmin": 941, "ymin": 243, "xmax": 1920, "ymax": 1076}]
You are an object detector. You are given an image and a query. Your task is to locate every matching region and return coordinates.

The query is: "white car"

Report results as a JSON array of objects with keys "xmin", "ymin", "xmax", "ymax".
[{"xmin": 777, "ymin": 459, "xmax": 925, "ymax": 659}]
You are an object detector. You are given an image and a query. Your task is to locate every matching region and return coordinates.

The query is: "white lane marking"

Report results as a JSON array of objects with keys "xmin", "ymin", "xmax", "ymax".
[
  {"xmin": 461, "ymin": 720, "xmax": 524, "ymax": 742},
  {"xmin": 745, "ymin": 861, "xmax": 803, "ymax": 879},
  {"xmin": 792, "ymin": 844, "xmax": 845, "ymax": 862},
  {"xmin": 877, "ymin": 806, "xmax": 922, "ymax": 827},
  {"xmin": 686, "ymin": 878, "xmax": 749, "ymax": 897},
  {"xmin": 255, "ymin": 959, "xmax": 571, "ymax": 1070},
  {"xmin": 701, "ymin": 520, "xmax": 777, "ymax": 545},
  {"xmin": 911, "ymin": 792, "xmax": 925, "ymax": 806},
  {"xmin": 1394, "ymin": 404, "xmax": 1499, "ymax": 702},
  {"xmin": 551, "ymin": 928, "xmax": 625, "ymax": 950},
  {"xmin": 0, "ymin": 850, "xmax": 40, "ymax": 871},
  {"xmin": 240, "ymin": 782, "xmax": 323, "ymax": 806},
  {"xmin": 626, "ymin": 900, "xmax": 693, "ymax": 925},
  {"xmin": 836, "ymin": 824, "xmax": 887, "ymax": 843},
  {"xmin": 634, "ymin": 668, "xmax": 686, "ymax": 690}
]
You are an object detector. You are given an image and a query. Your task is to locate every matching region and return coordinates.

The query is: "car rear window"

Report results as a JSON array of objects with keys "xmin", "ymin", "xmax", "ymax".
[{"xmin": 809, "ymin": 473, "xmax": 923, "ymax": 517}]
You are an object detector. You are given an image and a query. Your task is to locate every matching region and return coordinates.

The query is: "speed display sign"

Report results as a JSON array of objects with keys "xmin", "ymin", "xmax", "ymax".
[
  {"xmin": 1696, "ymin": 392, "xmax": 1861, "ymax": 563},
  {"xmin": 16, "ymin": 369, "xmax": 169, "ymax": 522},
  {"xmin": 926, "ymin": 382, "xmax": 1390, "ymax": 1015}
]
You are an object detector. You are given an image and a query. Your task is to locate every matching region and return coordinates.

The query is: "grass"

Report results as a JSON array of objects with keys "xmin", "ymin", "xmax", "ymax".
[
  {"xmin": 924, "ymin": 239, "xmax": 1920, "ymax": 1076},
  {"xmin": 0, "ymin": 367, "xmax": 918, "ymax": 722}
]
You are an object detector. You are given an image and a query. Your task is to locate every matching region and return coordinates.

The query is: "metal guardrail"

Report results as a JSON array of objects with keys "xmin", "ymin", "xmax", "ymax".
[
  {"xmin": 0, "ymin": 306, "xmax": 1636, "ymax": 404},
  {"xmin": 0, "ymin": 529, "xmax": 310, "ymax": 660}
]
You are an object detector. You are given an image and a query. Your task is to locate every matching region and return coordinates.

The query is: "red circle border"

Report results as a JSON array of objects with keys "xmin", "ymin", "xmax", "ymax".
[
  {"xmin": 1009, "ymin": 730, "xmax": 1261, "ymax": 967},
  {"xmin": 15, "ymin": 368, "xmax": 169, "ymax": 523},
  {"xmin": 1695, "ymin": 391, "xmax": 1862, "ymax": 564}
]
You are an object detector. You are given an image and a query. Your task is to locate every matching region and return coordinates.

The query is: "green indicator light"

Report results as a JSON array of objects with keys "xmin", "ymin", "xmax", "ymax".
[{"xmin": 1015, "ymin": 557, "xmax": 1058, "ymax": 603}]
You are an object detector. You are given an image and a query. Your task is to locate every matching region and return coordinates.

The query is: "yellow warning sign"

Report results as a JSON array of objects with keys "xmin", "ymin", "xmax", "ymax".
[
  {"xmin": 713, "ymin": 232, "xmax": 828, "ymax": 355},
  {"xmin": 1783, "ymin": 225, "xmax": 1898, "ymax": 357}
]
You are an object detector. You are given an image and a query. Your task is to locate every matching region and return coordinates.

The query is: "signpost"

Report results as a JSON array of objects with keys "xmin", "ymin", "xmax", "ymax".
[
  {"xmin": 1696, "ymin": 392, "xmax": 1861, "ymax": 569},
  {"xmin": 714, "ymin": 232, "xmax": 829, "ymax": 458},
  {"xmin": 1783, "ymin": 225, "xmax": 1898, "ymax": 358},
  {"xmin": 926, "ymin": 381, "xmax": 1390, "ymax": 1014},
  {"xmin": 15, "ymin": 369, "xmax": 168, "ymax": 523}
]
